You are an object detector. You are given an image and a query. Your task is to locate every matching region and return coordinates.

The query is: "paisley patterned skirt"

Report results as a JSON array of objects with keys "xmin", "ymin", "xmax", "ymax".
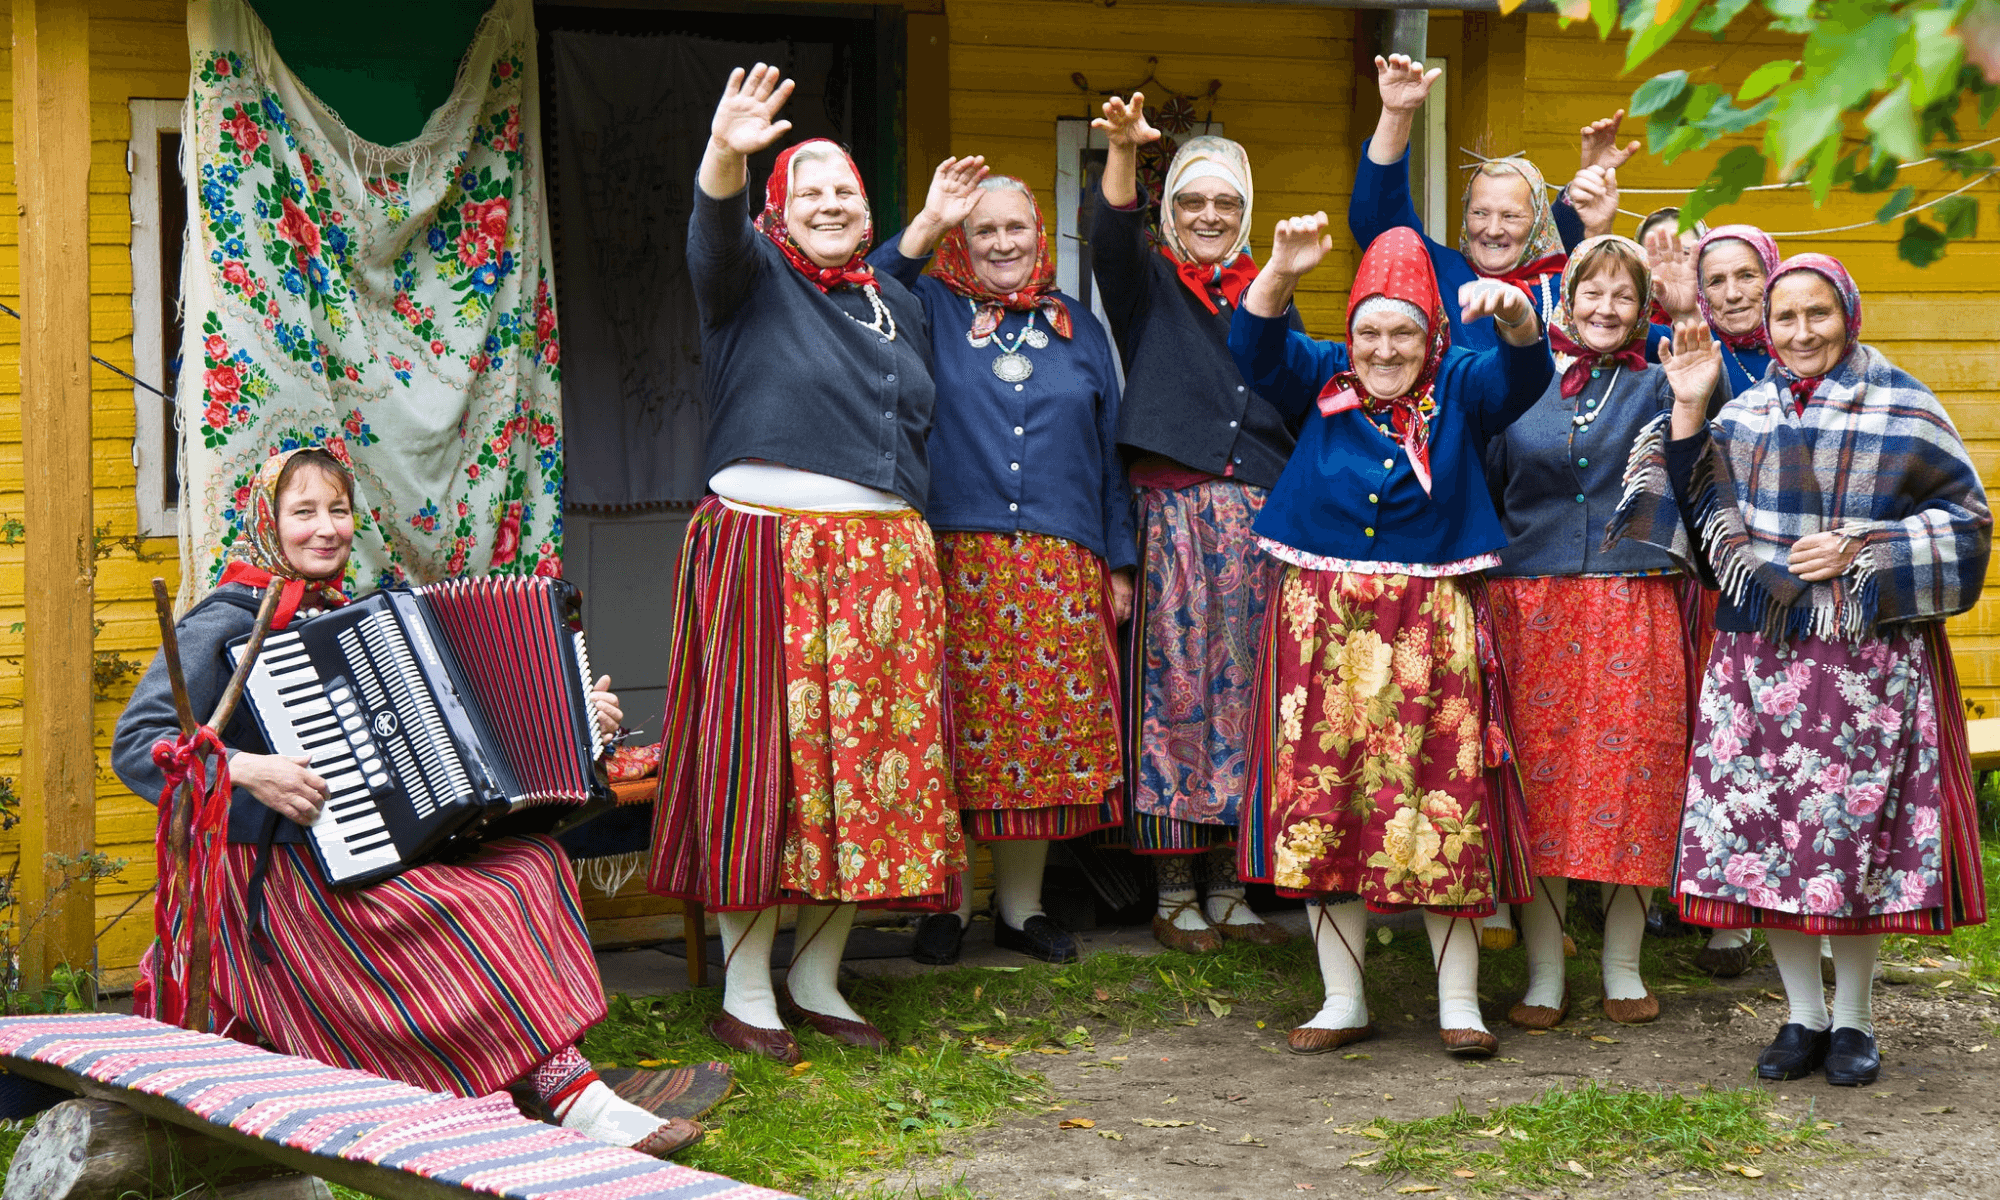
[
  {"xmin": 937, "ymin": 532, "xmax": 1122, "ymax": 840},
  {"xmin": 1246, "ymin": 565, "xmax": 1505, "ymax": 915},
  {"xmin": 1126, "ymin": 480, "xmax": 1274, "ymax": 853},
  {"xmin": 1487, "ymin": 575, "xmax": 1689, "ymax": 887},
  {"xmin": 648, "ymin": 496, "xmax": 965, "ymax": 910},
  {"xmin": 1675, "ymin": 623, "xmax": 1985, "ymax": 934}
]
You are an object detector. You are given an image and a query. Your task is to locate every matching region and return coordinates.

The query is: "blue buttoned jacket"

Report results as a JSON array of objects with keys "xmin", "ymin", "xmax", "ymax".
[{"xmin": 1228, "ymin": 307, "xmax": 1553, "ymax": 564}]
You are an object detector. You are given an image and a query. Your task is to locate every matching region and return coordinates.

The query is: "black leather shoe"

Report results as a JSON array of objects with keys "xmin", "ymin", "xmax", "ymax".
[
  {"xmin": 994, "ymin": 915, "xmax": 1079, "ymax": 964},
  {"xmin": 1824, "ymin": 1027, "xmax": 1881, "ymax": 1087},
  {"xmin": 1756, "ymin": 1023, "xmax": 1832, "ymax": 1081},
  {"xmin": 911, "ymin": 913, "xmax": 967, "ymax": 965}
]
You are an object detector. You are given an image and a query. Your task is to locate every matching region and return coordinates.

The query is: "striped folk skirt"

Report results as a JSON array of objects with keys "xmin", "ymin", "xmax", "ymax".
[
  {"xmin": 1486, "ymin": 575, "xmax": 1690, "ymax": 888},
  {"xmin": 1675, "ymin": 622, "xmax": 1986, "ymax": 935},
  {"xmin": 1125, "ymin": 480, "xmax": 1274, "ymax": 854},
  {"xmin": 1242, "ymin": 566, "xmax": 1527, "ymax": 916},
  {"xmin": 937, "ymin": 531, "xmax": 1122, "ymax": 840},
  {"xmin": 211, "ymin": 836, "xmax": 604, "ymax": 1098},
  {"xmin": 648, "ymin": 496, "xmax": 966, "ymax": 910}
]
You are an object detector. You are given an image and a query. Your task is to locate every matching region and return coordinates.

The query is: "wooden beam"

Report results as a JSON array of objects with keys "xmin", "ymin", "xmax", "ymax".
[
  {"xmin": 1457, "ymin": 11, "xmax": 1527, "ymax": 161},
  {"xmin": 14, "ymin": 0, "xmax": 97, "ymax": 992},
  {"xmin": 904, "ymin": 10, "xmax": 949, "ymax": 220}
]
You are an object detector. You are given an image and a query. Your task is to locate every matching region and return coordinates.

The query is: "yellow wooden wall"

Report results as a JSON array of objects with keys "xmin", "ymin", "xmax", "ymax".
[{"xmin": 1518, "ymin": 13, "xmax": 2000, "ymax": 712}]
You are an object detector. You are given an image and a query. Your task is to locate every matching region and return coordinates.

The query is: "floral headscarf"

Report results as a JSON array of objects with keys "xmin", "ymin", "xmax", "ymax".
[
  {"xmin": 1764, "ymin": 252, "xmax": 1863, "ymax": 410},
  {"xmin": 1550, "ymin": 234, "xmax": 1650, "ymax": 398},
  {"xmin": 1458, "ymin": 156, "xmax": 1564, "ymax": 289},
  {"xmin": 755, "ymin": 139, "xmax": 876, "ymax": 292},
  {"xmin": 1158, "ymin": 136, "xmax": 1259, "ymax": 314},
  {"xmin": 926, "ymin": 176, "xmax": 1073, "ymax": 341},
  {"xmin": 216, "ymin": 446, "xmax": 354, "ymax": 629},
  {"xmin": 1315, "ymin": 228, "xmax": 1451, "ymax": 494},
  {"xmin": 1693, "ymin": 224, "xmax": 1781, "ymax": 352}
]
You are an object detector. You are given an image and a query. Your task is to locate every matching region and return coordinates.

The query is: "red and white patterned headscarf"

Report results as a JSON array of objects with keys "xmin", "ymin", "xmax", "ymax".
[
  {"xmin": 755, "ymin": 139, "xmax": 876, "ymax": 292},
  {"xmin": 1315, "ymin": 228, "xmax": 1452, "ymax": 493}
]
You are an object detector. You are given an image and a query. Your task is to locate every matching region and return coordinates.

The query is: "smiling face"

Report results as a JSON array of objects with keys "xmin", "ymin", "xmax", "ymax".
[
  {"xmin": 1700, "ymin": 239, "xmax": 1768, "ymax": 338},
  {"xmin": 964, "ymin": 187, "xmax": 1040, "ymax": 295},
  {"xmin": 1570, "ymin": 254, "xmax": 1643, "ymax": 354},
  {"xmin": 1463, "ymin": 171, "xmax": 1536, "ymax": 275},
  {"xmin": 1767, "ymin": 272, "xmax": 1849, "ymax": 379},
  {"xmin": 1351, "ymin": 309, "xmax": 1428, "ymax": 401},
  {"xmin": 1171, "ymin": 176, "xmax": 1245, "ymax": 266},
  {"xmin": 785, "ymin": 153, "xmax": 869, "ymax": 268},
  {"xmin": 275, "ymin": 465, "xmax": 355, "ymax": 581}
]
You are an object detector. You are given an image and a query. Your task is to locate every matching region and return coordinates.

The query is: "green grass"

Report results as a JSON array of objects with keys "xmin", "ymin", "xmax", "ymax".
[
  {"xmin": 1357, "ymin": 1081, "xmax": 1836, "ymax": 1193},
  {"xmin": 1882, "ymin": 838, "xmax": 2000, "ymax": 992}
]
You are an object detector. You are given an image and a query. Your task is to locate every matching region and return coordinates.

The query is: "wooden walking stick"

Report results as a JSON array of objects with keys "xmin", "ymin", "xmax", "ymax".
[{"xmin": 148, "ymin": 578, "xmax": 281, "ymax": 1032}]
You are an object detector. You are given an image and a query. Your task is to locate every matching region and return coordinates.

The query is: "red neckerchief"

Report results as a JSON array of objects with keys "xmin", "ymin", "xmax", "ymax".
[
  {"xmin": 1648, "ymin": 300, "xmax": 1672, "ymax": 327},
  {"xmin": 1482, "ymin": 252, "xmax": 1567, "ymax": 302},
  {"xmin": 1786, "ymin": 375, "xmax": 1821, "ymax": 417},
  {"xmin": 1721, "ymin": 324, "xmax": 1772, "ymax": 354},
  {"xmin": 217, "ymin": 560, "xmax": 349, "ymax": 630},
  {"xmin": 1316, "ymin": 375, "xmax": 1437, "ymax": 495},
  {"xmin": 757, "ymin": 140, "xmax": 878, "ymax": 294},
  {"xmin": 1550, "ymin": 328, "xmax": 1648, "ymax": 399},
  {"xmin": 1162, "ymin": 248, "xmax": 1259, "ymax": 315}
]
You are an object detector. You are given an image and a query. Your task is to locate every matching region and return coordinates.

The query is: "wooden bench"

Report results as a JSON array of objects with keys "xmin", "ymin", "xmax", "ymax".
[{"xmin": 0, "ymin": 1013, "xmax": 792, "ymax": 1200}]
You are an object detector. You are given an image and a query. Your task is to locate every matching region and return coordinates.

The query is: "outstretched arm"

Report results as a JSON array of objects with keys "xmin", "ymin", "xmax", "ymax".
[
  {"xmin": 1367, "ymin": 54, "xmax": 1441, "ymax": 166},
  {"xmin": 1093, "ymin": 93, "xmax": 1162, "ymax": 210},
  {"xmin": 698, "ymin": 64, "xmax": 795, "ymax": 201}
]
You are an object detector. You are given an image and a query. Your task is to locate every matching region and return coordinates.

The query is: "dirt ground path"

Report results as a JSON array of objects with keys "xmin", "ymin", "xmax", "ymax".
[{"xmin": 873, "ymin": 957, "xmax": 2000, "ymax": 1199}]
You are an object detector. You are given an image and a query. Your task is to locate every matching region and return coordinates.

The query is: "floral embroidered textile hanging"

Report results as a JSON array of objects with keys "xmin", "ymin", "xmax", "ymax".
[{"xmin": 180, "ymin": 0, "xmax": 562, "ymax": 603}]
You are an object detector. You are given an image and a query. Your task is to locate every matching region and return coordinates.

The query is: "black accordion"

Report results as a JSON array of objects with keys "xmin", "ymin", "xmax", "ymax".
[{"xmin": 229, "ymin": 576, "xmax": 610, "ymax": 886}]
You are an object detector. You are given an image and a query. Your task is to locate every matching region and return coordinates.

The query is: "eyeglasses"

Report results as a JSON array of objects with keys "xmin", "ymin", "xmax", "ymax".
[{"xmin": 1173, "ymin": 193, "xmax": 1244, "ymax": 216}]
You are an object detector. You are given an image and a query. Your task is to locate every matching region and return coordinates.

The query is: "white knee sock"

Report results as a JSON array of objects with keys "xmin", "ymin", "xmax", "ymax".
[
  {"xmin": 561, "ymin": 1081, "xmax": 676, "ymax": 1147},
  {"xmin": 1204, "ymin": 846, "xmax": 1266, "ymax": 927},
  {"xmin": 990, "ymin": 840, "xmax": 1049, "ymax": 930},
  {"xmin": 1425, "ymin": 911, "xmax": 1488, "ymax": 1033},
  {"xmin": 787, "ymin": 903, "xmax": 864, "ymax": 1023},
  {"xmin": 1519, "ymin": 877, "xmax": 1569, "ymax": 1009},
  {"xmin": 1707, "ymin": 927, "xmax": 1752, "ymax": 950},
  {"xmin": 1829, "ymin": 934, "xmax": 1884, "ymax": 1036},
  {"xmin": 1300, "ymin": 900, "xmax": 1369, "ymax": 1031},
  {"xmin": 1155, "ymin": 854, "xmax": 1209, "ymax": 931},
  {"xmin": 1601, "ymin": 885, "xmax": 1653, "ymax": 1001},
  {"xmin": 719, "ymin": 907, "xmax": 781, "ymax": 1030},
  {"xmin": 1765, "ymin": 928, "xmax": 1831, "ymax": 1031}
]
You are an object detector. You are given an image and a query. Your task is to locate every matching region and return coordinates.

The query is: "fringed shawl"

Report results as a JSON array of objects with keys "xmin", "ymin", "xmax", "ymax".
[{"xmin": 1606, "ymin": 343, "xmax": 1991, "ymax": 643}]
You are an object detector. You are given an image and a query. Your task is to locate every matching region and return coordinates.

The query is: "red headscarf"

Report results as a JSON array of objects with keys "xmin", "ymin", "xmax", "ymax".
[
  {"xmin": 925, "ymin": 177, "xmax": 1073, "ymax": 340},
  {"xmin": 1316, "ymin": 228, "xmax": 1452, "ymax": 494},
  {"xmin": 755, "ymin": 139, "xmax": 877, "ymax": 292},
  {"xmin": 215, "ymin": 447, "xmax": 353, "ymax": 630}
]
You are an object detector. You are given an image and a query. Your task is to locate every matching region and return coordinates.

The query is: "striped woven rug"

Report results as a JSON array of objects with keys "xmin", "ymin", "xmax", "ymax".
[{"xmin": 0, "ymin": 1014, "xmax": 796, "ymax": 1199}]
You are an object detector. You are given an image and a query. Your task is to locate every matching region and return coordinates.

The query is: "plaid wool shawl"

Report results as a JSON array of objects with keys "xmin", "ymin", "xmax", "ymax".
[{"xmin": 1607, "ymin": 343, "xmax": 1991, "ymax": 642}]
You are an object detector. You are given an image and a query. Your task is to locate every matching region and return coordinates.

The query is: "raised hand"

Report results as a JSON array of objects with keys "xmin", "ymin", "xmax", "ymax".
[
  {"xmin": 1660, "ymin": 318, "xmax": 1722, "ymax": 436},
  {"xmin": 1093, "ymin": 93, "xmax": 1162, "ymax": 150},
  {"xmin": 1377, "ymin": 54, "xmax": 1442, "ymax": 114},
  {"xmin": 1645, "ymin": 223, "xmax": 1700, "ymax": 321},
  {"xmin": 1459, "ymin": 278, "xmax": 1534, "ymax": 338},
  {"xmin": 711, "ymin": 64, "xmax": 795, "ymax": 156},
  {"xmin": 1269, "ymin": 212, "xmax": 1333, "ymax": 279},
  {"xmin": 1579, "ymin": 110, "xmax": 1640, "ymax": 171},
  {"xmin": 900, "ymin": 156, "xmax": 991, "ymax": 256},
  {"xmin": 1568, "ymin": 165, "xmax": 1619, "ymax": 238}
]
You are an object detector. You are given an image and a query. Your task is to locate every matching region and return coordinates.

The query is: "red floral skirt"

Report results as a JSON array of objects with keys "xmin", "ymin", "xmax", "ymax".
[
  {"xmin": 936, "ymin": 532, "xmax": 1122, "ymax": 840},
  {"xmin": 1487, "ymin": 575, "xmax": 1689, "ymax": 887},
  {"xmin": 1250, "ymin": 566, "xmax": 1503, "ymax": 915}
]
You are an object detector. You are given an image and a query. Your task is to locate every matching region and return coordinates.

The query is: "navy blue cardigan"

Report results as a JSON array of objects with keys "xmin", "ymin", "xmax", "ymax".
[
  {"xmin": 868, "ymin": 240, "xmax": 1138, "ymax": 570},
  {"xmin": 1228, "ymin": 307, "xmax": 1554, "ymax": 564}
]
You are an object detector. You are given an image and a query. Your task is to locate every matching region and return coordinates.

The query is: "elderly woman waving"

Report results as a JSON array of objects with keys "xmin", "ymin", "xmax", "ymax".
[
  {"xmin": 871, "ymin": 172, "xmax": 1136, "ymax": 965},
  {"xmin": 1613, "ymin": 256, "xmax": 1990, "ymax": 1087},
  {"xmin": 1230, "ymin": 219, "xmax": 1552, "ymax": 1058}
]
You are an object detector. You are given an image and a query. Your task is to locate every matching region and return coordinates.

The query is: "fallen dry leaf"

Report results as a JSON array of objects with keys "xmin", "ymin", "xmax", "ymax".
[
  {"xmin": 1590, "ymin": 1035, "xmax": 1619, "ymax": 1044},
  {"xmin": 1920, "ymin": 1106, "xmax": 1954, "ymax": 1115},
  {"xmin": 1059, "ymin": 1118, "xmax": 1096, "ymax": 1129},
  {"xmin": 1237, "ymin": 1134, "xmax": 1267, "ymax": 1146},
  {"xmin": 1346, "ymin": 1158, "xmax": 1379, "ymax": 1169},
  {"xmin": 1035, "ymin": 1047, "xmax": 1070, "ymax": 1055},
  {"xmin": 1295, "ymin": 1186, "xmax": 1315, "ymax": 1191},
  {"xmin": 636, "ymin": 1059, "xmax": 665, "ymax": 1068},
  {"xmin": 1528, "ymin": 1028, "xmax": 1550, "ymax": 1036},
  {"xmin": 1361, "ymin": 1126, "xmax": 1389, "ymax": 1139},
  {"xmin": 1395, "ymin": 1187, "xmax": 1439, "ymax": 1195},
  {"xmin": 1343, "ymin": 1052, "xmax": 1372, "ymax": 1060},
  {"xmin": 1198, "ymin": 1123, "xmax": 1221, "ymax": 1133},
  {"xmin": 1097, "ymin": 1130, "xmax": 1124, "ymax": 1141},
  {"xmin": 1738, "ymin": 1165, "xmax": 1766, "ymax": 1178},
  {"xmin": 1565, "ymin": 1159, "xmax": 1594, "ymax": 1179},
  {"xmin": 1136, "ymin": 1118, "xmax": 1194, "ymax": 1128},
  {"xmin": 788, "ymin": 1060, "xmax": 813, "ymax": 1076},
  {"xmin": 1969, "ymin": 1044, "xmax": 1989, "ymax": 1053},
  {"xmin": 1736, "ymin": 1002, "xmax": 1760, "ymax": 1018},
  {"xmin": 1453, "ymin": 1168, "xmax": 1479, "ymax": 1178}
]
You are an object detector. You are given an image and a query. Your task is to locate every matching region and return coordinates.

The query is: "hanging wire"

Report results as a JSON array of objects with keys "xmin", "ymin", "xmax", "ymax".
[{"xmin": 0, "ymin": 299, "xmax": 173, "ymax": 400}]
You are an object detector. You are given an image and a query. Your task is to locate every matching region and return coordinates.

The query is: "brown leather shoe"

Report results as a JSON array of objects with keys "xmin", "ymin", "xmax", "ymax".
[
  {"xmin": 1441, "ymin": 1027, "xmax": 1499, "ymax": 1058},
  {"xmin": 1601, "ymin": 989, "xmax": 1661, "ymax": 1025},
  {"xmin": 1151, "ymin": 905, "xmax": 1224, "ymax": 954},
  {"xmin": 1208, "ymin": 895, "xmax": 1292, "ymax": 945},
  {"xmin": 1287, "ymin": 1023, "xmax": 1376, "ymax": 1055},
  {"xmin": 1507, "ymin": 984, "xmax": 1571, "ymax": 1031},
  {"xmin": 631, "ymin": 1117, "xmax": 705, "ymax": 1158},
  {"xmin": 778, "ymin": 985, "xmax": 889, "ymax": 1050},
  {"xmin": 709, "ymin": 1010, "xmax": 800, "ymax": 1064}
]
